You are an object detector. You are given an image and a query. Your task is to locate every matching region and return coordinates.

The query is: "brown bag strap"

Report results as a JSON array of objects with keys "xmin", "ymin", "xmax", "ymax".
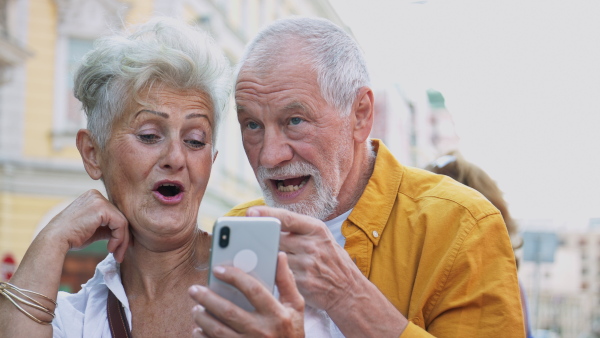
[{"xmin": 107, "ymin": 289, "xmax": 132, "ymax": 338}]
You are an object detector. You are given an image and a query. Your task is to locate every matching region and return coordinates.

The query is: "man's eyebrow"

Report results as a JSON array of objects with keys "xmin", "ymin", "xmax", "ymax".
[
  {"xmin": 283, "ymin": 102, "xmax": 308, "ymax": 113},
  {"xmin": 236, "ymin": 104, "xmax": 246, "ymax": 114},
  {"xmin": 135, "ymin": 109, "xmax": 169, "ymax": 119}
]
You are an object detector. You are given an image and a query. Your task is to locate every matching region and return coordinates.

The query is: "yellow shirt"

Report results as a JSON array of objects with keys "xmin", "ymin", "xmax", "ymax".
[{"xmin": 226, "ymin": 140, "xmax": 525, "ymax": 337}]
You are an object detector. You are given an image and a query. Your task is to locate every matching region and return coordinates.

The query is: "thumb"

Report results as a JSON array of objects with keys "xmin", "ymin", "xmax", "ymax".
[{"xmin": 276, "ymin": 252, "xmax": 304, "ymax": 311}]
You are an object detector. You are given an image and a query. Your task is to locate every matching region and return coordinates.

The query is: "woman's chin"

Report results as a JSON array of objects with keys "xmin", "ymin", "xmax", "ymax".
[{"xmin": 132, "ymin": 217, "xmax": 198, "ymax": 241}]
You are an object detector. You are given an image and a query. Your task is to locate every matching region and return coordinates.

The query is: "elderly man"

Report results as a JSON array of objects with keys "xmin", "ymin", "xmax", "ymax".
[{"xmin": 226, "ymin": 17, "xmax": 525, "ymax": 337}]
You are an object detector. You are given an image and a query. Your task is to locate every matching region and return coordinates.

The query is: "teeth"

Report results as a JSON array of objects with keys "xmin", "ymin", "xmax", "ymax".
[
  {"xmin": 277, "ymin": 179, "xmax": 307, "ymax": 192},
  {"xmin": 162, "ymin": 184, "xmax": 176, "ymax": 187}
]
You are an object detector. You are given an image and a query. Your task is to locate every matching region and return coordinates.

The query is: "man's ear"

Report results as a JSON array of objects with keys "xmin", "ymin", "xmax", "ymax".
[
  {"xmin": 352, "ymin": 87, "xmax": 375, "ymax": 143},
  {"xmin": 76, "ymin": 129, "xmax": 103, "ymax": 180}
]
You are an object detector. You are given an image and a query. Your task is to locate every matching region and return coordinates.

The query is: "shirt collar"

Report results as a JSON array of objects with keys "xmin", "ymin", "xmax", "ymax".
[
  {"xmin": 96, "ymin": 254, "xmax": 130, "ymax": 309},
  {"xmin": 347, "ymin": 139, "xmax": 404, "ymax": 246}
]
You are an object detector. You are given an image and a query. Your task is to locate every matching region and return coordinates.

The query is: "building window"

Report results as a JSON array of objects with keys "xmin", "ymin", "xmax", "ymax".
[
  {"xmin": 64, "ymin": 38, "xmax": 94, "ymax": 131},
  {"xmin": 51, "ymin": 0, "xmax": 128, "ymax": 150},
  {"xmin": 0, "ymin": 0, "xmax": 7, "ymax": 38}
]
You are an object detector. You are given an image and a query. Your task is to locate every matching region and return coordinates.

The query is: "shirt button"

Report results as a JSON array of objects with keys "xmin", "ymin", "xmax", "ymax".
[{"xmin": 372, "ymin": 230, "xmax": 379, "ymax": 238}]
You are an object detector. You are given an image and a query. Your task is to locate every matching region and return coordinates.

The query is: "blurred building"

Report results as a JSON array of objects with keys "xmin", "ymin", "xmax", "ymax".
[
  {"xmin": 0, "ymin": 0, "xmax": 345, "ymax": 290},
  {"xmin": 370, "ymin": 86, "xmax": 458, "ymax": 168},
  {"xmin": 519, "ymin": 218, "xmax": 600, "ymax": 338}
]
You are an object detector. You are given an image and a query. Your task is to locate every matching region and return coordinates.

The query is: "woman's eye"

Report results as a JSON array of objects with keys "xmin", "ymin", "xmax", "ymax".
[
  {"xmin": 186, "ymin": 139, "xmax": 206, "ymax": 149},
  {"xmin": 247, "ymin": 121, "xmax": 260, "ymax": 130},
  {"xmin": 289, "ymin": 117, "xmax": 303, "ymax": 126},
  {"xmin": 138, "ymin": 134, "xmax": 161, "ymax": 143}
]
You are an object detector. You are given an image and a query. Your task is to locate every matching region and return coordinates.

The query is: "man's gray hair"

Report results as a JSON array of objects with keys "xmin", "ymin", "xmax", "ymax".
[
  {"xmin": 236, "ymin": 17, "xmax": 370, "ymax": 116},
  {"xmin": 74, "ymin": 17, "xmax": 232, "ymax": 151}
]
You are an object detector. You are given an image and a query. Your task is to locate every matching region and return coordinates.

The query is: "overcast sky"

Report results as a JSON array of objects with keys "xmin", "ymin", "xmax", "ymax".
[{"xmin": 329, "ymin": 0, "xmax": 600, "ymax": 230}]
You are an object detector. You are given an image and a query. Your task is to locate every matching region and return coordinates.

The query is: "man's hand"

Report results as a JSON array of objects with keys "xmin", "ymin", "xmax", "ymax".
[
  {"xmin": 246, "ymin": 206, "xmax": 359, "ymax": 312},
  {"xmin": 246, "ymin": 206, "xmax": 408, "ymax": 338},
  {"xmin": 189, "ymin": 252, "xmax": 305, "ymax": 337}
]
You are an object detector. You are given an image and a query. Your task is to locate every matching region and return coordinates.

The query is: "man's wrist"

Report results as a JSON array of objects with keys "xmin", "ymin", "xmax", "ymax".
[{"xmin": 326, "ymin": 272, "xmax": 408, "ymax": 337}]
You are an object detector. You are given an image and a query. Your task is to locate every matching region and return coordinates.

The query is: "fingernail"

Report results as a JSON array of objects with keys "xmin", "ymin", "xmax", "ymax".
[
  {"xmin": 247, "ymin": 208, "xmax": 259, "ymax": 216},
  {"xmin": 193, "ymin": 304, "xmax": 205, "ymax": 313},
  {"xmin": 190, "ymin": 285, "xmax": 206, "ymax": 294},
  {"xmin": 213, "ymin": 266, "xmax": 226, "ymax": 274}
]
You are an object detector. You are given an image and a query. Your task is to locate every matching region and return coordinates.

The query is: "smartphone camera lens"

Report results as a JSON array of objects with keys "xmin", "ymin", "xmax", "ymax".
[{"xmin": 219, "ymin": 226, "xmax": 230, "ymax": 248}]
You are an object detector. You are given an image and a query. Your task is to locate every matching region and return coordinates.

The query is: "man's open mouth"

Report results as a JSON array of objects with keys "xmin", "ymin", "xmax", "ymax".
[
  {"xmin": 154, "ymin": 182, "xmax": 184, "ymax": 197},
  {"xmin": 272, "ymin": 176, "xmax": 310, "ymax": 192}
]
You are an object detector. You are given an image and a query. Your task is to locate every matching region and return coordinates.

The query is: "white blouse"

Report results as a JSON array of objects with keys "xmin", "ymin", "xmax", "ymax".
[
  {"xmin": 52, "ymin": 254, "xmax": 341, "ymax": 337},
  {"xmin": 53, "ymin": 254, "xmax": 131, "ymax": 338}
]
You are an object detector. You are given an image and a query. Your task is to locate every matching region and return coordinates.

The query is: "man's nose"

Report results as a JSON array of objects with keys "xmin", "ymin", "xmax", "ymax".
[{"xmin": 259, "ymin": 128, "xmax": 293, "ymax": 169}]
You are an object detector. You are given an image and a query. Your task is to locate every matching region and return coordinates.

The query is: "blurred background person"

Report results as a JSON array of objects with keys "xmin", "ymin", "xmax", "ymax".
[{"xmin": 426, "ymin": 151, "xmax": 532, "ymax": 338}]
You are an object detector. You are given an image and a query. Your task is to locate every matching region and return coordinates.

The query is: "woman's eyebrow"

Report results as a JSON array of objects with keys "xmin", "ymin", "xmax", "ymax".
[
  {"xmin": 186, "ymin": 113, "xmax": 212, "ymax": 126},
  {"xmin": 135, "ymin": 109, "xmax": 169, "ymax": 119},
  {"xmin": 134, "ymin": 110, "xmax": 211, "ymax": 124}
]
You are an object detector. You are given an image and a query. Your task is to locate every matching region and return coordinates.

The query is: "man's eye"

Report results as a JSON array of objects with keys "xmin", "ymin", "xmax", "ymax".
[
  {"xmin": 247, "ymin": 121, "xmax": 260, "ymax": 130},
  {"xmin": 138, "ymin": 134, "xmax": 161, "ymax": 143},
  {"xmin": 290, "ymin": 117, "xmax": 303, "ymax": 126}
]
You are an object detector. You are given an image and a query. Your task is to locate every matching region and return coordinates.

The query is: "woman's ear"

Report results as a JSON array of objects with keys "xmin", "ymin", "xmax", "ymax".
[
  {"xmin": 352, "ymin": 87, "xmax": 375, "ymax": 143},
  {"xmin": 76, "ymin": 129, "xmax": 103, "ymax": 180}
]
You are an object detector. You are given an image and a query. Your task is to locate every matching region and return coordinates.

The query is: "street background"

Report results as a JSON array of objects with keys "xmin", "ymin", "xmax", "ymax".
[{"xmin": 1, "ymin": 1, "xmax": 599, "ymax": 337}]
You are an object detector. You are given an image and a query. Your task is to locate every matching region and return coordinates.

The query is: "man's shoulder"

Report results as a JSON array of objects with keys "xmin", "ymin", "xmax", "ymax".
[
  {"xmin": 225, "ymin": 198, "xmax": 267, "ymax": 216},
  {"xmin": 398, "ymin": 165, "xmax": 500, "ymax": 221}
]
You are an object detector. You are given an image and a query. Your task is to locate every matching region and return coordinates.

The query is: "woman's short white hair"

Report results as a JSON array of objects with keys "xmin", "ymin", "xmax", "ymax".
[
  {"xmin": 236, "ymin": 17, "xmax": 370, "ymax": 116},
  {"xmin": 74, "ymin": 17, "xmax": 232, "ymax": 151}
]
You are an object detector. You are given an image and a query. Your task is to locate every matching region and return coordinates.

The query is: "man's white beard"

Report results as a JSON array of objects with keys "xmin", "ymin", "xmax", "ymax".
[{"xmin": 257, "ymin": 161, "xmax": 338, "ymax": 221}]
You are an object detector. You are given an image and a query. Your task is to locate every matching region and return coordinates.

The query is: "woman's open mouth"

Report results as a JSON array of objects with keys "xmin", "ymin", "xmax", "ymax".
[{"xmin": 153, "ymin": 181, "xmax": 185, "ymax": 204}]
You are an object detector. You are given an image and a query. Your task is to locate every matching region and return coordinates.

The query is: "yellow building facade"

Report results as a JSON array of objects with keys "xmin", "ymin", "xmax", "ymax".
[{"xmin": 0, "ymin": 0, "xmax": 344, "ymax": 278}]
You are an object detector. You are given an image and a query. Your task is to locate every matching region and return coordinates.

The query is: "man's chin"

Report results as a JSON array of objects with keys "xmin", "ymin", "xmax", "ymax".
[{"xmin": 263, "ymin": 197, "xmax": 333, "ymax": 221}]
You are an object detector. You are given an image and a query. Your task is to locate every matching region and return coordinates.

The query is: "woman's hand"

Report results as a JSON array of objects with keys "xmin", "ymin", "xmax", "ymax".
[
  {"xmin": 0, "ymin": 190, "xmax": 130, "ymax": 337},
  {"xmin": 189, "ymin": 252, "xmax": 305, "ymax": 338},
  {"xmin": 43, "ymin": 189, "xmax": 130, "ymax": 262}
]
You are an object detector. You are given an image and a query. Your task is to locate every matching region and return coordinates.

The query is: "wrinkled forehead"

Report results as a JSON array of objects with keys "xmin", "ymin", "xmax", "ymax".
[
  {"xmin": 238, "ymin": 37, "xmax": 314, "ymax": 77},
  {"xmin": 120, "ymin": 83, "xmax": 215, "ymax": 124},
  {"xmin": 235, "ymin": 64, "xmax": 322, "ymax": 112}
]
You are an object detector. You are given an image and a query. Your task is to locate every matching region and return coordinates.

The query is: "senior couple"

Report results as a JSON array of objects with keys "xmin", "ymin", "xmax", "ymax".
[{"xmin": 0, "ymin": 16, "xmax": 525, "ymax": 337}]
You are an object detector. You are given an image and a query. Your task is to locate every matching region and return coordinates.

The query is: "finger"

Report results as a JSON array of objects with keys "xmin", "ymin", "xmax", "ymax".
[
  {"xmin": 275, "ymin": 252, "xmax": 304, "ymax": 311},
  {"xmin": 190, "ymin": 302, "xmax": 239, "ymax": 338},
  {"xmin": 247, "ymin": 206, "xmax": 319, "ymax": 235},
  {"xmin": 188, "ymin": 284, "xmax": 252, "ymax": 334},
  {"xmin": 192, "ymin": 327, "xmax": 207, "ymax": 338},
  {"xmin": 279, "ymin": 231, "xmax": 311, "ymax": 255},
  {"xmin": 105, "ymin": 210, "xmax": 130, "ymax": 263},
  {"xmin": 279, "ymin": 227, "xmax": 339, "ymax": 257},
  {"xmin": 111, "ymin": 225, "xmax": 130, "ymax": 263},
  {"xmin": 212, "ymin": 265, "xmax": 281, "ymax": 314}
]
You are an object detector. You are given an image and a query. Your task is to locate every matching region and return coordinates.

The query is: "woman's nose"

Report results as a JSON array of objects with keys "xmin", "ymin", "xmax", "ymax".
[{"xmin": 159, "ymin": 138, "xmax": 186, "ymax": 172}]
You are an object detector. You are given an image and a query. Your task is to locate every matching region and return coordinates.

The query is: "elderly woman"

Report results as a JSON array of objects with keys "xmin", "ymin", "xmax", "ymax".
[{"xmin": 0, "ymin": 18, "xmax": 304, "ymax": 337}]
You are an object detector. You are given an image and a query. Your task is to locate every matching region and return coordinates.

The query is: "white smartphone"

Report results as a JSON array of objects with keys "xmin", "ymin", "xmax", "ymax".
[{"xmin": 208, "ymin": 216, "xmax": 281, "ymax": 312}]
